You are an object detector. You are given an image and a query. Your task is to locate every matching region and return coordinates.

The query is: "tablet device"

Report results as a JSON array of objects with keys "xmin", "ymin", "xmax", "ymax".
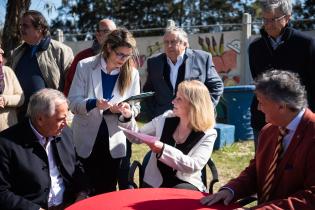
[{"xmin": 122, "ymin": 92, "xmax": 155, "ymax": 103}]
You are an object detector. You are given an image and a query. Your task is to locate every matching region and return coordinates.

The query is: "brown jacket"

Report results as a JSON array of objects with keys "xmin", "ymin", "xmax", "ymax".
[{"xmin": 225, "ymin": 109, "xmax": 315, "ymax": 209}]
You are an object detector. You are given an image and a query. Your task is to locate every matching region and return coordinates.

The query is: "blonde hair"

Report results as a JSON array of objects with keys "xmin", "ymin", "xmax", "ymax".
[
  {"xmin": 102, "ymin": 28, "xmax": 138, "ymax": 95},
  {"xmin": 177, "ymin": 80, "xmax": 215, "ymax": 131}
]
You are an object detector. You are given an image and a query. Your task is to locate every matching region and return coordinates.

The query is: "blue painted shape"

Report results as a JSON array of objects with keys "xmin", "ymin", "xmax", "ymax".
[
  {"xmin": 214, "ymin": 123, "xmax": 235, "ymax": 150},
  {"xmin": 223, "ymin": 85, "xmax": 255, "ymax": 140}
]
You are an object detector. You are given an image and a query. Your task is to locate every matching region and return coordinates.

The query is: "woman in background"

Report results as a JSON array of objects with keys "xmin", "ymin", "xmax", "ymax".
[
  {"xmin": 119, "ymin": 80, "xmax": 216, "ymax": 192},
  {"xmin": 68, "ymin": 28, "xmax": 140, "ymax": 195},
  {"xmin": 0, "ymin": 47, "xmax": 24, "ymax": 131}
]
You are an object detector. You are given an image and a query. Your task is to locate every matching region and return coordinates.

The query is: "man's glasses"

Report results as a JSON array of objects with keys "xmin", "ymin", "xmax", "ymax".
[
  {"xmin": 163, "ymin": 39, "xmax": 182, "ymax": 46},
  {"xmin": 262, "ymin": 15, "xmax": 287, "ymax": 24},
  {"xmin": 97, "ymin": 28, "xmax": 110, "ymax": 34},
  {"xmin": 114, "ymin": 49, "xmax": 132, "ymax": 60}
]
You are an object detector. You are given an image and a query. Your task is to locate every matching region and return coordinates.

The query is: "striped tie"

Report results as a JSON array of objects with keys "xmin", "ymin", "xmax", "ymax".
[{"xmin": 260, "ymin": 127, "xmax": 288, "ymax": 203}]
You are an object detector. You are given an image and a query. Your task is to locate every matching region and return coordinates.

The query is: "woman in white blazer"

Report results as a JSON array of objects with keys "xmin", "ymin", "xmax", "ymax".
[
  {"xmin": 68, "ymin": 28, "xmax": 140, "ymax": 195},
  {"xmin": 119, "ymin": 80, "xmax": 217, "ymax": 192}
]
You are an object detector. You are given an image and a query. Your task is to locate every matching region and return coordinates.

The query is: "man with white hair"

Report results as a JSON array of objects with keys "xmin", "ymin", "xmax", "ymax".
[
  {"xmin": 142, "ymin": 26, "xmax": 223, "ymax": 121},
  {"xmin": 0, "ymin": 89, "xmax": 90, "ymax": 210},
  {"xmin": 249, "ymin": 0, "xmax": 315, "ymax": 149}
]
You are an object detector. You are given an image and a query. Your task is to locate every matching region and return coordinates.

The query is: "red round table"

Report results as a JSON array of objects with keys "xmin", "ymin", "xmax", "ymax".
[{"xmin": 66, "ymin": 188, "xmax": 239, "ymax": 210}]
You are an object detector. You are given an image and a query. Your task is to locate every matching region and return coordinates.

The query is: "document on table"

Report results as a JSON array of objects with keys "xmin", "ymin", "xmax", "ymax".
[{"xmin": 118, "ymin": 126, "xmax": 159, "ymax": 144}]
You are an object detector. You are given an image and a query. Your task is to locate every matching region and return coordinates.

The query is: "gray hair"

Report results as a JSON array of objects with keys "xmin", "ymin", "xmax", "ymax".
[
  {"xmin": 164, "ymin": 26, "xmax": 189, "ymax": 45},
  {"xmin": 260, "ymin": 0, "xmax": 292, "ymax": 15},
  {"xmin": 254, "ymin": 70, "xmax": 307, "ymax": 112},
  {"xmin": 27, "ymin": 88, "xmax": 68, "ymax": 120}
]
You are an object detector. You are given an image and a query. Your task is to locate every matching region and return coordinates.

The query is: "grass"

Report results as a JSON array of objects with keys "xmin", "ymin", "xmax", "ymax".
[{"xmin": 130, "ymin": 140, "xmax": 255, "ymax": 193}]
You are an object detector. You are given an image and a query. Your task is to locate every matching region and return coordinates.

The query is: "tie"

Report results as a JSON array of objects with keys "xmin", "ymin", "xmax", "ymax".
[{"xmin": 260, "ymin": 127, "xmax": 288, "ymax": 203}]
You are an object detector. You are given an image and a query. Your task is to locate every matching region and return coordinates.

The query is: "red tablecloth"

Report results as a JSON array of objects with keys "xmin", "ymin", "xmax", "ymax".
[{"xmin": 66, "ymin": 188, "xmax": 240, "ymax": 210}]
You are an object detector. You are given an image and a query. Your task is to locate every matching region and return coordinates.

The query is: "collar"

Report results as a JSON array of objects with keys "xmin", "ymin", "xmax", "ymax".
[
  {"xmin": 26, "ymin": 36, "xmax": 51, "ymax": 52},
  {"xmin": 166, "ymin": 50, "xmax": 185, "ymax": 66},
  {"xmin": 29, "ymin": 119, "xmax": 53, "ymax": 145},
  {"xmin": 260, "ymin": 25, "xmax": 293, "ymax": 44},
  {"xmin": 91, "ymin": 39, "xmax": 101, "ymax": 55},
  {"xmin": 100, "ymin": 57, "xmax": 120, "ymax": 75},
  {"xmin": 286, "ymin": 108, "xmax": 306, "ymax": 133}
]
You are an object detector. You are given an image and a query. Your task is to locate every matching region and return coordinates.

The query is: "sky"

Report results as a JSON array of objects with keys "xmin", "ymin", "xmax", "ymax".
[{"xmin": 0, "ymin": 0, "xmax": 61, "ymax": 26}]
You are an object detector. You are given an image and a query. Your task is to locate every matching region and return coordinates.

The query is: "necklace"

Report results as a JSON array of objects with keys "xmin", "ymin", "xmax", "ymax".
[{"xmin": 174, "ymin": 125, "xmax": 191, "ymax": 144}]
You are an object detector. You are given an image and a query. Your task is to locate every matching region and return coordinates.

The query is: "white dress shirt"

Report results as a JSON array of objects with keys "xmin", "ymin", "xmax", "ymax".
[
  {"xmin": 101, "ymin": 57, "xmax": 120, "ymax": 75},
  {"xmin": 282, "ymin": 108, "xmax": 305, "ymax": 154},
  {"xmin": 29, "ymin": 120, "xmax": 65, "ymax": 207},
  {"xmin": 166, "ymin": 52, "xmax": 185, "ymax": 92}
]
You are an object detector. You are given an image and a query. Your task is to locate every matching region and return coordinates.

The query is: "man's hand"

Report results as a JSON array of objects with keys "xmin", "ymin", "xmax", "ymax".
[
  {"xmin": 74, "ymin": 191, "xmax": 89, "ymax": 203},
  {"xmin": 200, "ymin": 189, "xmax": 233, "ymax": 206}
]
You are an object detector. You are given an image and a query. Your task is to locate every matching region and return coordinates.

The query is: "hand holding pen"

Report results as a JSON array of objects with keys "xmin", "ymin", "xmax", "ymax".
[{"xmin": 96, "ymin": 95, "xmax": 114, "ymax": 110}]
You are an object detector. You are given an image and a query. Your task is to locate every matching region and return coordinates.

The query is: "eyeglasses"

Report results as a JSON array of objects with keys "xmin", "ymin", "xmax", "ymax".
[
  {"xmin": 262, "ymin": 15, "xmax": 287, "ymax": 24},
  {"xmin": 113, "ymin": 49, "xmax": 132, "ymax": 60},
  {"xmin": 163, "ymin": 39, "xmax": 182, "ymax": 46}
]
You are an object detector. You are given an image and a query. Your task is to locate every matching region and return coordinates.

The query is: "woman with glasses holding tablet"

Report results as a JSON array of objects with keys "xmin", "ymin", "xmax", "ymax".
[{"xmin": 68, "ymin": 28, "xmax": 140, "ymax": 195}]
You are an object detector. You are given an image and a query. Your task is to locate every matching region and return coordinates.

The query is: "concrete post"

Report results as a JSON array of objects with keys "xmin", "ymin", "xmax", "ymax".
[
  {"xmin": 56, "ymin": 29, "xmax": 64, "ymax": 42},
  {"xmin": 167, "ymin": 20, "xmax": 176, "ymax": 27},
  {"xmin": 240, "ymin": 13, "xmax": 252, "ymax": 85}
]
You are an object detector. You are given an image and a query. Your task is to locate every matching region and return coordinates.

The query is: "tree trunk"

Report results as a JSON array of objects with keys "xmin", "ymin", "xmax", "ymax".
[{"xmin": 1, "ymin": 0, "xmax": 31, "ymax": 58}]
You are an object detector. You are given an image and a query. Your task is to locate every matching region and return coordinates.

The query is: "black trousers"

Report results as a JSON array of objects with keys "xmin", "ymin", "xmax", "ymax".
[
  {"xmin": 82, "ymin": 119, "xmax": 121, "ymax": 196},
  {"xmin": 118, "ymin": 140, "xmax": 132, "ymax": 190}
]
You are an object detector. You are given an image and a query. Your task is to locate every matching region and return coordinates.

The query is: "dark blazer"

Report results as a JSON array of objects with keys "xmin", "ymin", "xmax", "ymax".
[
  {"xmin": 225, "ymin": 109, "xmax": 315, "ymax": 209},
  {"xmin": 0, "ymin": 119, "xmax": 89, "ymax": 210},
  {"xmin": 143, "ymin": 48, "xmax": 223, "ymax": 120},
  {"xmin": 249, "ymin": 26, "xmax": 315, "ymax": 130}
]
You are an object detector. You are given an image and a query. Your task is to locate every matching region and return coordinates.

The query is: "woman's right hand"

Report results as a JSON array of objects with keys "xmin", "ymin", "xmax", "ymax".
[
  {"xmin": 118, "ymin": 102, "xmax": 132, "ymax": 118},
  {"xmin": 96, "ymin": 98, "xmax": 112, "ymax": 110}
]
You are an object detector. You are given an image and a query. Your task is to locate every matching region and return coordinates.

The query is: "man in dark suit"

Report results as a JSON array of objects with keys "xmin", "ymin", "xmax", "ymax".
[
  {"xmin": 142, "ymin": 26, "xmax": 223, "ymax": 121},
  {"xmin": 248, "ymin": 0, "xmax": 315, "ymax": 149},
  {"xmin": 0, "ymin": 88, "xmax": 90, "ymax": 210},
  {"xmin": 201, "ymin": 70, "xmax": 315, "ymax": 209}
]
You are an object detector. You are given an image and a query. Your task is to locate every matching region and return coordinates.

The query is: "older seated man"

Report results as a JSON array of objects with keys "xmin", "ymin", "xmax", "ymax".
[
  {"xmin": 201, "ymin": 70, "xmax": 315, "ymax": 209},
  {"xmin": 0, "ymin": 88, "xmax": 90, "ymax": 210}
]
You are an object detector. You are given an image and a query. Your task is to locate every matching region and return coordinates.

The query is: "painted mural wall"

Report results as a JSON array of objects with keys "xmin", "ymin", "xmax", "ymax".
[{"xmin": 65, "ymin": 30, "xmax": 243, "ymax": 87}]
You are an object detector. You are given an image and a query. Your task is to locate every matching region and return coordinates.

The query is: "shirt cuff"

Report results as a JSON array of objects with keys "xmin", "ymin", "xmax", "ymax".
[
  {"xmin": 156, "ymin": 143, "xmax": 165, "ymax": 159},
  {"xmin": 220, "ymin": 186, "xmax": 235, "ymax": 197},
  {"xmin": 86, "ymin": 99, "xmax": 97, "ymax": 112}
]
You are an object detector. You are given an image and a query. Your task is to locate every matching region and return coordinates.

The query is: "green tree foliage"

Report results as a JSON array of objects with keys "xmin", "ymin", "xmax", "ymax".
[
  {"xmin": 1, "ymin": 0, "xmax": 31, "ymax": 57},
  {"xmin": 50, "ymin": 0, "xmax": 250, "ymax": 37},
  {"xmin": 292, "ymin": 0, "xmax": 315, "ymax": 30}
]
